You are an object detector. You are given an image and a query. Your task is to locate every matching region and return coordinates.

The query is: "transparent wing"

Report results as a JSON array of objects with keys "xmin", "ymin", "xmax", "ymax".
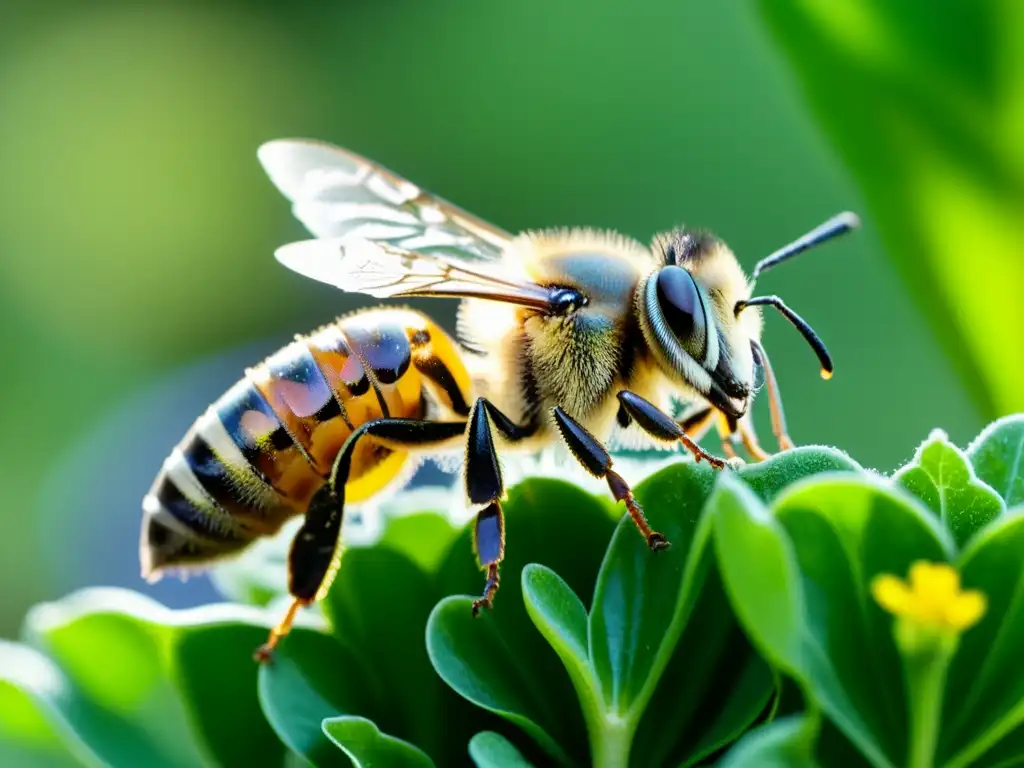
[
  {"xmin": 257, "ymin": 139, "xmax": 512, "ymax": 262},
  {"xmin": 275, "ymin": 238, "xmax": 553, "ymax": 310}
]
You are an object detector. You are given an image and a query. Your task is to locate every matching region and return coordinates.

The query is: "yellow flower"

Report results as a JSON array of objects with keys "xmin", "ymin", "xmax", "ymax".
[{"xmin": 871, "ymin": 561, "xmax": 987, "ymax": 633}]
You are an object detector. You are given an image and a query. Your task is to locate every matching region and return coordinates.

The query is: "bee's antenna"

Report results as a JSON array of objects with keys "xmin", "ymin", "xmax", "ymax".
[
  {"xmin": 736, "ymin": 296, "xmax": 833, "ymax": 380},
  {"xmin": 751, "ymin": 211, "xmax": 860, "ymax": 284}
]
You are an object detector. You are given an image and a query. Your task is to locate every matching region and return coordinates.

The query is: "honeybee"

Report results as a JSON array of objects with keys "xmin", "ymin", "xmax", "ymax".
[{"xmin": 140, "ymin": 139, "xmax": 858, "ymax": 661}]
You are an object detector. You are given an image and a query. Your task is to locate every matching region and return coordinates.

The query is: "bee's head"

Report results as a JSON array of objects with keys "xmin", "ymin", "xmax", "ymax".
[
  {"xmin": 638, "ymin": 230, "xmax": 758, "ymax": 418},
  {"xmin": 639, "ymin": 213, "xmax": 857, "ymax": 418}
]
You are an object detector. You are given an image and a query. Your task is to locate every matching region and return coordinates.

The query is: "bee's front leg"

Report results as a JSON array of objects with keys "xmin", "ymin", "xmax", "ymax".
[
  {"xmin": 551, "ymin": 405, "xmax": 670, "ymax": 551},
  {"xmin": 615, "ymin": 391, "xmax": 727, "ymax": 469}
]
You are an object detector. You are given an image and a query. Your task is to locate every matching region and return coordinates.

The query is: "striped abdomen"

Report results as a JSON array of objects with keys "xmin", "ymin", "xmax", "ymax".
[{"xmin": 141, "ymin": 308, "xmax": 472, "ymax": 579}]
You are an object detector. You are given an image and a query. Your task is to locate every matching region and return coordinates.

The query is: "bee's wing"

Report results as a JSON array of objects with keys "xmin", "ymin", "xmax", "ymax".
[
  {"xmin": 258, "ymin": 139, "xmax": 512, "ymax": 262},
  {"xmin": 274, "ymin": 238, "xmax": 554, "ymax": 309}
]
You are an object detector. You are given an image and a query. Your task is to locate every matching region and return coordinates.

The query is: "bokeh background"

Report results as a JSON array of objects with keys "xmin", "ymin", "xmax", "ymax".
[{"xmin": 1, "ymin": 0, "xmax": 1020, "ymax": 636}]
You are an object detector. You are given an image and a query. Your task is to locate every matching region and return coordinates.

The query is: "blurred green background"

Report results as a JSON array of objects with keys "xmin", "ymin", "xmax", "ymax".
[{"xmin": 0, "ymin": 0, "xmax": 1019, "ymax": 636}]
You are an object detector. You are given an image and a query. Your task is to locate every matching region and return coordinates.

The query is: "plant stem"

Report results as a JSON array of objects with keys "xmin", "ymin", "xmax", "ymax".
[
  {"xmin": 592, "ymin": 713, "xmax": 634, "ymax": 768},
  {"xmin": 904, "ymin": 643, "xmax": 950, "ymax": 768}
]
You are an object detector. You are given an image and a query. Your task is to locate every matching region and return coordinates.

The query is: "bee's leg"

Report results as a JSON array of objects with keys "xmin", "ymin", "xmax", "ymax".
[
  {"xmin": 255, "ymin": 596, "xmax": 307, "ymax": 663},
  {"xmin": 714, "ymin": 413, "xmax": 744, "ymax": 460},
  {"xmin": 552, "ymin": 405, "xmax": 670, "ymax": 551},
  {"xmin": 254, "ymin": 482, "xmax": 339, "ymax": 662},
  {"xmin": 255, "ymin": 418, "xmax": 467, "ymax": 662},
  {"xmin": 615, "ymin": 392, "xmax": 728, "ymax": 469},
  {"xmin": 472, "ymin": 500, "xmax": 504, "ymax": 616},
  {"xmin": 751, "ymin": 339, "xmax": 795, "ymax": 451},
  {"xmin": 713, "ymin": 412, "xmax": 770, "ymax": 462},
  {"xmin": 735, "ymin": 414, "xmax": 771, "ymax": 461},
  {"xmin": 464, "ymin": 398, "xmax": 538, "ymax": 615},
  {"xmin": 679, "ymin": 405, "xmax": 716, "ymax": 441},
  {"xmin": 629, "ymin": 401, "xmax": 721, "ymax": 452}
]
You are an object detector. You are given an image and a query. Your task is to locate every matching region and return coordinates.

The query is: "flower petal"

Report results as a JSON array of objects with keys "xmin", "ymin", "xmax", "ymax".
[
  {"xmin": 946, "ymin": 590, "xmax": 987, "ymax": 631},
  {"xmin": 909, "ymin": 561, "xmax": 960, "ymax": 603},
  {"xmin": 871, "ymin": 574, "xmax": 914, "ymax": 616}
]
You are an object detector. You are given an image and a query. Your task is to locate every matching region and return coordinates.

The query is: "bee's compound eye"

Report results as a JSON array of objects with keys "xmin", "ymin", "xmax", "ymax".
[{"xmin": 654, "ymin": 266, "xmax": 707, "ymax": 358}]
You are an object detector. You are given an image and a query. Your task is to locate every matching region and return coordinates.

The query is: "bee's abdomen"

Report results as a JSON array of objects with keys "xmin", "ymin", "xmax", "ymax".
[{"xmin": 141, "ymin": 308, "xmax": 473, "ymax": 580}]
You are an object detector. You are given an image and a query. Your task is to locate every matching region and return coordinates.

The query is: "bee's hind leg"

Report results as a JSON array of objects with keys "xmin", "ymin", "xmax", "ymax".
[
  {"xmin": 254, "ymin": 597, "xmax": 309, "ymax": 663},
  {"xmin": 464, "ymin": 398, "xmax": 538, "ymax": 616},
  {"xmin": 254, "ymin": 417, "xmax": 467, "ymax": 663},
  {"xmin": 254, "ymin": 482, "xmax": 340, "ymax": 662}
]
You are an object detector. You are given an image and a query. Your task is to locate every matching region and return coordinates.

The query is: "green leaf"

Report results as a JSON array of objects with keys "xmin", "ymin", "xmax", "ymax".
[
  {"xmin": 590, "ymin": 449, "xmax": 856, "ymax": 719},
  {"xmin": 715, "ymin": 472, "xmax": 957, "ymax": 768},
  {"xmin": 641, "ymin": 638, "xmax": 773, "ymax": 767},
  {"xmin": 321, "ymin": 546, "xmax": 453, "ymax": 763},
  {"xmin": 376, "ymin": 509, "xmax": 459, "ymax": 575},
  {"xmin": 251, "ymin": 504, "xmax": 486, "ymax": 767},
  {"xmin": 588, "ymin": 462, "xmax": 717, "ymax": 715},
  {"xmin": 774, "ymin": 475, "xmax": 955, "ymax": 767},
  {"xmin": 759, "ymin": 1, "xmax": 1024, "ymax": 418},
  {"xmin": 968, "ymin": 415, "xmax": 1024, "ymax": 508},
  {"xmin": 520, "ymin": 564, "xmax": 612, "ymax": 764},
  {"xmin": 588, "ymin": 450, "xmax": 856, "ymax": 766},
  {"xmin": 0, "ymin": 641, "xmax": 100, "ymax": 768},
  {"xmin": 738, "ymin": 446, "xmax": 863, "ymax": 500},
  {"xmin": 894, "ymin": 428, "xmax": 1004, "ymax": 545},
  {"xmin": 520, "ymin": 565, "xmax": 591, "ymax": 706},
  {"xmin": 814, "ymin": 720, "xmax": 874, "ymax": 768},
  {"xmin": 23, "ymin": 588, "xmax": 283, "ymax": 768},
  {"xmin": 941, "ymin": 512, "xmax": 1024, "ymax": 766},
  {"xmin": 468, "ymin": 731, "xmax": 536, "ymax": 767},
  {"xmin": 322, "ymin": 716, "xmax": 435, "ymax": 768},
  {"xmin": 428, "ymin": 478, "xmax": 615, "ymax": 764},
  {"xmin": 585, "ymin": 461, "xmax": 771, "ymax": 766},
  {"xmin": 213, "ymin": 505, "xmax": 468, "ymax": 764},
  {"xmin": 711, "ymin": 475, "xmax": 806, "ymax": 675},
  {"xmin": 259, "ymin": 627, "xmax": 380, "ymax": 767},
  {"xmin": 707, "ymin": 447, "xmax": 862, "ymax": 680},
  {"xmin": 513, "ymin": 451, "xmax": 853, "ymax": 767},
  {"xmin": 173, "ymin": 618, "xmax": 289, "ymax": 768},
  {"xmin": 523, "ymin": 557, "xmax": 772, "ymax": 767},
  {"xmin": 718, "ymin": 713, "xmax": 819, "ymax": 768},
  {"xmin": 427, "ymin": 597, "xmax": 573, "ymax": 765},
  {"xmin": 24, "ymin": 593, "xmax": 207, "ymax": 767}
]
